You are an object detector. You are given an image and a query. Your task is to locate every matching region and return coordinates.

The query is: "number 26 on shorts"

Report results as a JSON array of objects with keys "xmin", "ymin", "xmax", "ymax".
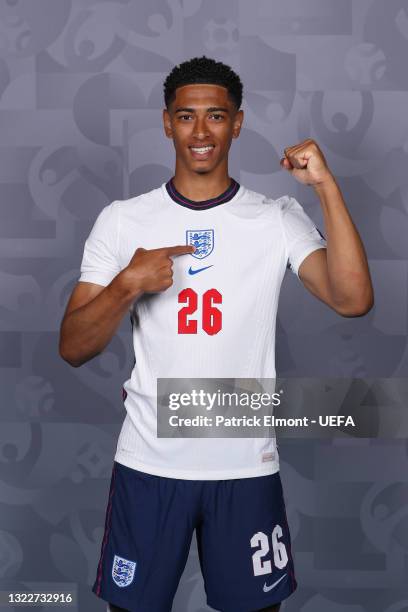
[{"xmin": 251, "ymin": 526, "xmax": 289, "ymax": 576}]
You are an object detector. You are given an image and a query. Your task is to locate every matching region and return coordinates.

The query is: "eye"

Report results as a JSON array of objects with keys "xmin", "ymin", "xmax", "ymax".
[
  {"xmin": 210, "ymin": 114, "xmax": 224, "ymax": 120},
  {"xmin": 179, "ymin": 115, "xmax": 193, "ymax": 120}
]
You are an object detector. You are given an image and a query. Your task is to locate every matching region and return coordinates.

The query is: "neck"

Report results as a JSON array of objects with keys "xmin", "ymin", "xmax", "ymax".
[{"xmin": 172, "ymin": 162, "xmax": 232, "ymax": 201}]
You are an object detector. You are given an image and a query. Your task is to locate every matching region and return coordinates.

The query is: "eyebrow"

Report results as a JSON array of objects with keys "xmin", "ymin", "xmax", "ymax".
[{"xmin": 174, "ymin": 106, "xmax": 229, "ymax": 114}]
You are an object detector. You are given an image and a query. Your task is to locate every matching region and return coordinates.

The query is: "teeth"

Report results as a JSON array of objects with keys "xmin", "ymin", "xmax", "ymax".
[{"xmin": 191, "ymin": 146, "xmax": 214, "ymax": 153}]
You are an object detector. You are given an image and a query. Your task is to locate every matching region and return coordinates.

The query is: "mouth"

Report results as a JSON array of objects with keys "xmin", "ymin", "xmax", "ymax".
[{"xmin": 189, "ymin": 144, "xmax": 215, "ymax": 161}]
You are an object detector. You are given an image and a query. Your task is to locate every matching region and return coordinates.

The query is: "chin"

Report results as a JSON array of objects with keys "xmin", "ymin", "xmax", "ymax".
[
  {"xmin": 191, "ymin": 166, "xmax": 212, "ymax": 174},
  {"xmin": 195, "ymin": 168, "xmax": 210, "ymax": 174}
]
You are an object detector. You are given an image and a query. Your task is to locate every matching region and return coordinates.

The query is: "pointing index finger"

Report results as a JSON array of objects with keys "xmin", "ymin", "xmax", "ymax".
[{"xmin": 164, "ymin": 244, "xmax": 196, "ymax": 257}]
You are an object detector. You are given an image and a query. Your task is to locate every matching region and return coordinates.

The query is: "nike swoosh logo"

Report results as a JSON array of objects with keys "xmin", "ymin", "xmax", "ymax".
[
  {"xmin": 188, "ymin": 265, "xmax": 213, "ymax": 275},
  {"xmin": 263, "ymin": 573, "xmax": 287, "ymax": 593}
]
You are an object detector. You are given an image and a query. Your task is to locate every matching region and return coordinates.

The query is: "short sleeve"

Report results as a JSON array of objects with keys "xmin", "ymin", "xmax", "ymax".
[
  {"xmin": 78, "ymin": 201, "xmax": 121, "ymax": 286},
  {"xmin": 279, "ymin": 196, "xmax": 327, "ymax": 278}
]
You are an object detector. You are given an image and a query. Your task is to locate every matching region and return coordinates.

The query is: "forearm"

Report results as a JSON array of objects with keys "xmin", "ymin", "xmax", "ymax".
[
  {"xmin": 60, "ymin": 271, "xmax": 141, "ymax": 367},
  {"xmin": 314, "ymin": 176, "xmax": 374, "ymax": 312}
]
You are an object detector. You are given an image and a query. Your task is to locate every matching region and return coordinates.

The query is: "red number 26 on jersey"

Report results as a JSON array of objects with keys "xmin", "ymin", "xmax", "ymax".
[{"xmin": 178, "ymin": 288, "xmax": 222, "ymax": 336}]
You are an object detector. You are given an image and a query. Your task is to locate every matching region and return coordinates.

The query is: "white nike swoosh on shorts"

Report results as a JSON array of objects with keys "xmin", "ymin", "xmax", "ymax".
[{"xmin": 263, "ymin": 573, "xmax": 287, "ymax": 592}]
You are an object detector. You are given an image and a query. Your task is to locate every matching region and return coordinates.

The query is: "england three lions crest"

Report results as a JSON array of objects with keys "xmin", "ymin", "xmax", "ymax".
[
  {"xmin": 186, "ymin": 229, "xmax": 214, "ymax": 259},
  {"xmin": 112, "ymin": 554, "xmax": 137, "ymax": 588}
]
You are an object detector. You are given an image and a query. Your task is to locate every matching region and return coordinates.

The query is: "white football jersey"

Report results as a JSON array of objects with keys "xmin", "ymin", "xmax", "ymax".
[{"xmin": 78, "ymin": 177, "xmax": 327, "ymax": 479}]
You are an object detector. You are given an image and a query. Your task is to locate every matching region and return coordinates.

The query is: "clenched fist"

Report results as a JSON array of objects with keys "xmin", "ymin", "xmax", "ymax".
[
  {"xmin": 120, "ymin": 244, "xmax": 195, "ymax": 297},
  {"xmin": 280, "ymin": 138, "xmax": 334, "ymax": 186}
]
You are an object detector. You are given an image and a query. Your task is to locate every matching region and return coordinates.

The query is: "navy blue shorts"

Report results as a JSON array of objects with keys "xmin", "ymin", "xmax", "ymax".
[{"xmin": 93, "ymin": 461, "xmax": 297, "ymax": 612}]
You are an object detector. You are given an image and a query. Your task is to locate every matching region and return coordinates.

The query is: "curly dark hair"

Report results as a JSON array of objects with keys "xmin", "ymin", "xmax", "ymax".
[{"xmin": 163, "ymin": 55, "xmax": 243, "ymax": 111}]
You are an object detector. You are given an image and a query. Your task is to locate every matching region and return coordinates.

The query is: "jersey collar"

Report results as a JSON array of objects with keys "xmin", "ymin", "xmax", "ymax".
[{"xmin": 165, "ymin": 176, "xmax": 241, "ymax": 210}]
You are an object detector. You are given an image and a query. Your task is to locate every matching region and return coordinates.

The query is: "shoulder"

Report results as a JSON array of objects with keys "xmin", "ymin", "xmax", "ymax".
[
  {"xmin": 86, "ymin": 185, "xmax": 165, "ymax": 240},
  {"xmin": 115, "ymin": 184, "xmax": 163, "ymax": 213},
  {"xmin": 111, "ymin": 185, "xmax": 168, "ymax": 233},
  {"xmin": 238, "ymin": 185, "xmax": 292, "ymax": 215}
]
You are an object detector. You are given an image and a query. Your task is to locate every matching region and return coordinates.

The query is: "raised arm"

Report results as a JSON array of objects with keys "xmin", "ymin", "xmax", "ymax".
[{"xmin": 281, "ymin": 139, "xmax": 374, "ymax": 317}]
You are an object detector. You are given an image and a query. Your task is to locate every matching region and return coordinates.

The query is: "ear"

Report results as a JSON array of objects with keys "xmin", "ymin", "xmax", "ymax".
[
  {"xmin": 163, "ymin": 108, "xmax": 173, "ymax": 139},
  {"xmin": 232, "ymin": 109, "xmax": 243, "ymax": 139}
]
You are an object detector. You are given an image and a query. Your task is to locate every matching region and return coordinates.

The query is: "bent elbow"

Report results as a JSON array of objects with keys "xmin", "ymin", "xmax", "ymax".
[
  {"xmin": 60, "ymin": 353, "xmax": 82, "ymax": 368},
  {"xmin": 59, "ymin": 343, "xmax": 83, "ymax": 368},
  {"xmin": 336, "ymin": 297, "xmax": 374, "ymax": 317}
]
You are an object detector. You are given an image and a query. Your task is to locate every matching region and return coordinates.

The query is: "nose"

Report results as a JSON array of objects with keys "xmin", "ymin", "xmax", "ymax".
[{"xmin": 192, "ymin": 116, "xmax": 209, "ymax": 139}]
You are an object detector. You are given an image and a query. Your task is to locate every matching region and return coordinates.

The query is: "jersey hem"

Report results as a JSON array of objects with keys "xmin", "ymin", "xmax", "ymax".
[
  {"xmin": 291, "ymin": 242, "xmax": 327, "ymax": 278},
  {"xmin": 77, "ymin": 274, "xmax": 111, "ymax": 286},
  {"xmin": 114, "ymin": 451, "xmax": 280, "ymax": 480}
]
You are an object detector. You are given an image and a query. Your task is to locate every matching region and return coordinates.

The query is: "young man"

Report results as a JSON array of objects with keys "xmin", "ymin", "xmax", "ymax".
[{"xmin": 59, "ymin": 56, "xmax": 373, "ymax": 612}]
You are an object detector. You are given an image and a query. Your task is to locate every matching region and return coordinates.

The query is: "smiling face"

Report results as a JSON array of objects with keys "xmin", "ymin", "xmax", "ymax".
[{"xmin": 163, "ymin": 83, "xmax": 243, "ymax": 175}]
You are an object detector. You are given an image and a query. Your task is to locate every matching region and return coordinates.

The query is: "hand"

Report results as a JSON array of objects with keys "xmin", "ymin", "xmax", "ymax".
[
  {"xmin": 280, "ymin": 139, "xmax": 334, "ymax": 186},
  {"xmin": 122, "ymin": 244, "xmax": 195, "ymax": 296}
]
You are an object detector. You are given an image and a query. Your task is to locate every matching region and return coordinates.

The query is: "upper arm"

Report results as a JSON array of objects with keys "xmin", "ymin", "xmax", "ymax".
[
  {"xmin": 298, "ymin": 248, "xmax": 336, "ymax": 309},
  {"xmin": 62, "ymin": 281, "xmax": 105, "ymax": 320},
  {"xmin": 279, "ymin": 195, "xmax": 337, "ymax": 311},
  {"xmin": 59, "ymin": 281, "xmax": 108, "ymax": 363},
  {"xmin": 280, "ymin": 195, "xmax": 327, "ymax": 278}
]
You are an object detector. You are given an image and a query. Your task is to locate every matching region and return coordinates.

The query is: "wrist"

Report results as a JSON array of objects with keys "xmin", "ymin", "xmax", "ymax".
[{"xmin": 313, "ymin": 173, "xmax": 338, "ymax": 196}]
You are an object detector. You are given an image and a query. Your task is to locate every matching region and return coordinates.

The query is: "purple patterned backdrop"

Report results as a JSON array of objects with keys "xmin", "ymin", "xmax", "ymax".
[{"xmin": 1, "ymin": 1, "xmax": 407, "ymax": 611}]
